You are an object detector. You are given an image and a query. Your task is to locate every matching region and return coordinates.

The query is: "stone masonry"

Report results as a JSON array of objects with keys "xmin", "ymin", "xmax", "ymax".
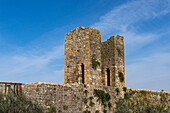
[
  {"xmin": 1, "ymin": 26, "xmax": 169, "ymax": 113},
  {"xmin": 64, "ymin": 27, "xmax": 125, "ymax": 89}
]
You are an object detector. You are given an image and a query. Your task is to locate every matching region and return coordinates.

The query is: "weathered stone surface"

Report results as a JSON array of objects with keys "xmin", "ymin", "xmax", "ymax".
[
  {"xmin": 22, "ymin": 83, "xmax": 170, "ymax": 113},
  {"xmin": 64, "ymin": 27, "xmax": 125, "ymax": 90}
]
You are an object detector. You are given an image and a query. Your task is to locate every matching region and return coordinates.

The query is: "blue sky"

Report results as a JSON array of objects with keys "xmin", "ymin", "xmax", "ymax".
[{"xmin": 0, "ymin": 0, "xmax": 170, "ymax": 92}]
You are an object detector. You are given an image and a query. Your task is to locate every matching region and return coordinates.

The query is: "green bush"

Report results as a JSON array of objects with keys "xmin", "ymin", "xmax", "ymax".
[
  {"xmin": 83, "ymin": 109, "xmax": 91, "ymax": 113},
  {"xmin": 115, "ymin": 88, "xmax": 120, "ymax": 95},
  {"xmin": 123, "ymin": 87, "xmax": 127, "ymax": 92},
  {"xmin": 92, "ymin": 55, "xmax": 100, "ymax": 69},
  {"xmin": 108, "ymin": 102, "xmax": 112, "ymax": 110},
  {"xmin": 94, "ymin": 89, "xmax": 111, "ymax": 111},
  {"xmin": 47, "ymin": 106, "xmax": 56, "ymax": 113},
  {"xmin": 95, "ymin": 110, "xmax": 99, "ymax": 113},
  {"xmin": 118, "ymin": 72, "xmax": 124, "ymax": 82},
  {"xmin": 103, "ymin": 109, "xmax": 107, "ymax": 113},
  {"xmin": 0, "ymin": 92, "xmax": 43, "ymax": 113},
  {"xmin": 63, "ymin": 105, "xmax": 68, "ymax": 110},
  {"xmin": 83, "ymin": 98, "xmax": 88, "ymax": 104}
]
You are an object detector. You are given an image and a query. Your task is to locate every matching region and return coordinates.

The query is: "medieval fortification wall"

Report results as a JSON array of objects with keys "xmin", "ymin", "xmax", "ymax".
[
  {"xmin": 22, "ymin": 83, "xmax": 170, "ymax": 113},
  {"xmin": 1, "ymin": 27, "xmax": 169, "ymax": 113}
]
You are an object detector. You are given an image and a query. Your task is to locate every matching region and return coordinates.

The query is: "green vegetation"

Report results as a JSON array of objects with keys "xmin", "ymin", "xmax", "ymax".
[
  {"xmin": 108, "ymin": 102, "xmax": 112, "ymax": 110},
  {"xmin": 118, "ymin": 72, "xmax": 124, "ymax": 82},
  {"xmin": 83, "ymin": 109, "xmax": 91, "ymax": 113},
  {"xmin": 123, "ymin": 87, "xmax": 127, "ymax": 92},
  {"xmin": 89, "ymin": 96, "xmax": 95, "ymax": 107},
  {"xmin": 115, "ymin": 88, "xmax": 120, "ymax": 95},
  {"xmin": 115, "ymin": 91, "xmax": 170, "ymax": 113},
  {"xmin": 83, "ymin": 98, "xmax": 88, "ymax": 104},
  {"xmin": 103, "ymin": 109, "xmax": 107, "ymax": 113},
  {"xmin": 63, "ymin": 105, "xmax": 68, "ymax": 110},
  {"xmin": 35, "ymin": 87, "xmax": 40, "ymax": 92},
  {"xmin": 92, "ymin": 55, "xmax": 100, "ymax": 69},
  {"xmin": 94, "ymin": 89, "xmax": 112, "ymax": 111},
  {"xmin": 47, "ymin": 106, "xmax": 56, "ymax": 113},
  {"xmin": 58, "ymin": 110, "xmax": 62, "ymax": 113},
  {"xmin": 95, "ymin": 110, "xmax": 99, "ymax": 113},
  {"xmin": 0, "ymin": 92, "xmax": 43, "ymax": 113}
]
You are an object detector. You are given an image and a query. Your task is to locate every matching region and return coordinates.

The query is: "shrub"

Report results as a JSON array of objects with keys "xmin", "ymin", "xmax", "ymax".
[
  {"xmin": 115, "ymin": 88, "xmax": 120, "ymax": 95},
  {"xmin": 83, "ymin": 109, "xmax": 91, "ymax": 113},
  {"xmin": 118, "ymin": 72, "xmax": 124, "ymax": 82},
  {"xmin": 103, "ymin": 109, "xmax": 107, "ymax": 113},
  {"xmin": 94, "ymin": 89, "xmax": 111, "ymax": 110},
  {"xmin": 63, "ymin": 105, "xmax": 68, "ymax": 110},
  {"xmin": 89, "ymin": 101, "xmax": 95, "ymax": 107},
  {"xmin": 83, "ymin": 98, "xmax": 88, "ymax": 104},
  {"xmin": 115, "ymin": 98, "xmax": 130, "ymax": 113},
  {"xmin": 47, "ymin": 106, "xmax": 56, "ymax": 113},
  {"xmin": 92, "ymin": 55, "xmax": 100, "ymax": 69},
  {"xmin": 0, "ymin": 92, "xmax": 43, "ymax": 113},
  {"xmin": 123, "ymin": 87, "xmax": 127, "ymax": 92},
  {"xmin": 108, "ymin": 102, "xmax": 112, "ymax": 110},
  {"xmin": 95, "ymin": 110, "xmax": 99, "ymax": 113}
]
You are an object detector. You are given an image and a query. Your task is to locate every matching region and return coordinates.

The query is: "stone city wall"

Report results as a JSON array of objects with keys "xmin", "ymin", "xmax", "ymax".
[
  {"xmin": 21, "ymin": 83, "xmax": 170, "ymax": 113},
  {"xmin": 22, "ymin": 83, "xmax": 117, "ymax": 113}
]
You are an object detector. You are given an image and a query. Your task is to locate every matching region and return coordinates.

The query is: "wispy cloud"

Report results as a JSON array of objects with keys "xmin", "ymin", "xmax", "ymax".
[
  {"xmin": 92, "ymin": 0, "xmax": 170, "ymax": 34},
  {"xmin": 126, "ymin": 52, "xmax": 170, "ymax": 92},
  {"xmin": 91, "ymin": 0, "xmax": 170, "ymax": 53},
  {"xmin": 0, "ymin": 45, "xmax": 64, "ymax": 84},
  {"xmin": 91, "ymin": 0, "xmax": 170, "ymax": 91}
]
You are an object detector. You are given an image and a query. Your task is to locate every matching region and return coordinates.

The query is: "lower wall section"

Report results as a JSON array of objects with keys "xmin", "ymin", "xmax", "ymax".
[
  {"xmin": 22, "ymin": 83, "xmax": 170, "ymax": 113},
  {"xmin": 22, "ymin": 83, "xmax": 117, "ymax": 113}
]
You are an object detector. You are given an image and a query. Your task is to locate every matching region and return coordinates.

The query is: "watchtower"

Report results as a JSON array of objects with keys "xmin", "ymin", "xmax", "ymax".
[
  {"xmin": 64, "ymin": 26, "xmax": 125, "ymax": 88},
  {"xmin": 64, "ymin": 27, "xmax": 102, "ymax": 85}
]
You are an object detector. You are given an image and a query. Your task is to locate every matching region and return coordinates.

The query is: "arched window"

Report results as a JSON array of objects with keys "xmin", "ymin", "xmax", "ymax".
[
  {"xmin": 106, "ymin": 68, "xmax": 110, "ymax": 86},
  {"xmin": 81, "ymin": 63, "xmax": 85, "ymax": 84}
]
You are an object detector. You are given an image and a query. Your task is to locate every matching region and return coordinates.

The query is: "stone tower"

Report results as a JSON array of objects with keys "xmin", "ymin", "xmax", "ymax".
[
  {"xmin": 64, "ymin": 27, "xmax": 125, "ymax": 88},
  {"xmin": 101, "ymin": 36, "xmax": 125, "ymax": 88},
  {"xmin": 64, "ymin": 27, "xmax": 102, "ymax": 85}
]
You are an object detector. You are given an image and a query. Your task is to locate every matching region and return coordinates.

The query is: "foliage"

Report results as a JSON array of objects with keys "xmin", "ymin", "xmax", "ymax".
[
  {"xmin": 95, "ymin": 110, "xmax": 99, "ymax": 113},
  {"xmin": 94, "ymin": 89, "xmax": 112, "ymax": 110},
  {"xmin": 92, "ymin": 55, "xmax": 100, "ymax": 69},
  {"xmin": 115, "ymin": 93, "xmax": 170, "ymax": 113},
  {"xmin": 63, "ymin": 105, "xmax": 68, "ymax": 110},
  {"xmin": 47, "ymin": 106, "xmax": 56, "ymax": 113},
  {"xmin": 89, "ymin": 101, "xmax": 95, "ymax": 107},
  {"xmin": 83, "ymin": 98, "xmax": 88, "ymax": 104},
  {"xmin": 115, "ymin": 98, "xmax": 130, "ymax": 113},
  {"xmin": 35, "ymin": 87, "xmax": 40, "ymax": 92},
  {"xmin": 0, "ymin": 92, "xmax": 43, "ymax": 113},
  {"xmin": 123, "ymin": 87, "xmax": 127, "ymax": 92},
  {"xmin": 115, "ymin": 88, "xmax": 120, "ymax": 95},
  {"xmin": 103, "ymin": 109, "xmax": 107, "ymax": 113},
  {"xmin": 140, "ymin": 90, "xmax": 147, "ymax": 96},
  {"xmin": 108, "ymin": 102, "xmax": 112, "ymax": 110},
  {"xmin": 118, "ymin": 72, "xmax": 124, "ymax": 82},
  {"xmin": 83, "ymin": 109, "xmax": 91, "ymax": 113}
]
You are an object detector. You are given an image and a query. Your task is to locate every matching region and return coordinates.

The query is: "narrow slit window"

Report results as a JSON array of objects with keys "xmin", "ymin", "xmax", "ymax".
[
  {"xmin": 81, "ymin": 63, "xmax": 85, "ymax": 84},
  {"xmin": 106, "ymin": 68, "xmax": 110, "ymax": 86}
]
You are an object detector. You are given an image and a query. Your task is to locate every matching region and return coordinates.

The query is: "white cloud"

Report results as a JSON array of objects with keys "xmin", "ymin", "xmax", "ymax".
[
  {"xmin": 126, "ymin": 52, "xmax": 170, "ymax": 92},
  {"xmin": 0, "ymin": 45, "xmax": 64, "ymax": 84},
  {"xmin": 91, "ymin": 0, "xmax": 170, "ymax": 53},
  {"xmin": 92, "ymin": 0, "xmax": 170, "ymax": 33},
  {"xmin": 91, "ymin": 0, "xmax": 170, "ymax": 91}
]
